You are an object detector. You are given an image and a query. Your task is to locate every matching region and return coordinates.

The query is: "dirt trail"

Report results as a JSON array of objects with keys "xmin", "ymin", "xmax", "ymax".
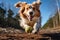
[{"xmin": 0, "ymin": 27, "xmax": 60, "ymax": 40}]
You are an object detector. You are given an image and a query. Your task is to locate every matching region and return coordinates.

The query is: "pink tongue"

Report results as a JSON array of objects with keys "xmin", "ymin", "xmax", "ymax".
[{"xmin": 30, "ymin": 16, "xmax": 33, "ymax": 21}]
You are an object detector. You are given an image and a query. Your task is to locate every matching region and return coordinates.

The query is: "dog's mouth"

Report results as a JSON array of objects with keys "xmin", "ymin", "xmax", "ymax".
[{"xmin": 27, "ymin": 15, "xmax": 33, "ymax": 21}]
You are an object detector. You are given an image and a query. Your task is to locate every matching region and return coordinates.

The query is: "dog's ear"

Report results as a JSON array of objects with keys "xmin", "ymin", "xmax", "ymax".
[
  {"xmin": 32, "ymin": 0, "xmax": 41, "ymax": 9},
  {"xmin": 14, "ymin": 1, "xmax": 27, "ymax": 8},
  {"xmin": 20, "ymin": 7, "xmax": 25, "ymax": 13}
]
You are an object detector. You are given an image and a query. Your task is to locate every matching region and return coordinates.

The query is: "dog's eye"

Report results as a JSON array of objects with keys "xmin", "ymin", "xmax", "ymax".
[{"xmin": 33, "ymin": 7, "xmax": 35, "ymax": 10}]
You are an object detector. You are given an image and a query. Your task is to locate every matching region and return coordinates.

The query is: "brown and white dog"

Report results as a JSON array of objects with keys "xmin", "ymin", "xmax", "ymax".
[{"xmin": 15, "ymin": 0, "xmax": 41, "ymax": 33}]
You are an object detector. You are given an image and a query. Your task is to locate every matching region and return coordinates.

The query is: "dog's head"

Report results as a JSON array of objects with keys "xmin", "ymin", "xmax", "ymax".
[{"xmin": 15, "ymin": 0, "xmax": 41, "ymax": 21}]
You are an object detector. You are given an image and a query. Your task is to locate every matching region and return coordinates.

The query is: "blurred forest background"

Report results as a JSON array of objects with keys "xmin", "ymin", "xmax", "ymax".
[
  {"xmin": 0, "ymin": 0, "xmax": 60, "ymax": 40},
  {"xmin": 0, "ymin": 0, "xmax": 60, "ymax": 30},
  {"xmin": 42, "ymin": 0, "xmax": 60, "ymax": 29},
  {"xmin": 42, "ymin": 11, "xmax": 60, "ymax": 29},
  {"xmin": 0, "ymin": 0, "xmax": 22, "ymax": 29}
]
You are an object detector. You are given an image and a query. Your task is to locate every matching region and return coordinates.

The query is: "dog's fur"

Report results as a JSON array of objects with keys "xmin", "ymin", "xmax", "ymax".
[{"xmin": 15, "ymin": 0, "xmax": 41, "ymax": 33}]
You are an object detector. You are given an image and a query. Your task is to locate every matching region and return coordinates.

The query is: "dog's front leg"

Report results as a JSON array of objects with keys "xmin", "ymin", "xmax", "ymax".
[
  {"xmin": 20, "ymin": 19, "xmax": 30, "ymax": 29},
  {"xmin": 32, "ymin": 17, "xmax": 41, "ymax": 34}
]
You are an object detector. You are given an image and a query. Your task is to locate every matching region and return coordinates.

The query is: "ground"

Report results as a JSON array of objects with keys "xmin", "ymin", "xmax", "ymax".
[{"xmin": 0, "ymin": 27, "xmax": 60, "ymax": 40}]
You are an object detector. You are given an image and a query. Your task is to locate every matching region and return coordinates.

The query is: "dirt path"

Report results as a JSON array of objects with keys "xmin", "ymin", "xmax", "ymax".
[
  {"xmin": 0, "ymin": 33, "xmax": 51, "ymax": 40},
  {"xmin": 0, "ymin": 27, "xmax": 60, "ymax": 40}
]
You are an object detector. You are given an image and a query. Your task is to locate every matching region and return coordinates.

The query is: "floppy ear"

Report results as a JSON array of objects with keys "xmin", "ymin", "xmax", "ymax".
[
  {"xmin": 14, "ymin": 1, "xmax": 22, "ymax": 8},
  {"xmin": 20, "ymin": 7, "xmax": 25, "ymax": 13},
  {"xmin": 36, "ymin": 0, "xmax": 41, "ymax": 5},
  {"xmin": 14, "ymin": 1, "xmax": 27, "ymax": 8},
  {"xmin": 32, "ymin": 0, "xmax": 41, "ymax": 9}
]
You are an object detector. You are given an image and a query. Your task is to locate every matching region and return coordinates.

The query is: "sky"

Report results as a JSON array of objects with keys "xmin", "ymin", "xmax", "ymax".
[{"xmin": 0, "ymin": 0, "xmax": 60, "ymax": 26}]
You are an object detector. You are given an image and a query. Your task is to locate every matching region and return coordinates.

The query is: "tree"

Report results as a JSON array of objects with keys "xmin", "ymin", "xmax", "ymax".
[
  {"xmin": 42, "ymin": 17, "xmax": 53, "ymax": 29},
  {"xmin": 42, "ymin": 11, "xmax": 60, "ymax": 29},
  {"xmin": 5, "ymin": 9, "xmax": 14, "ymax": 27},
  {"xmin": 56, "ymin": 0, "xmax": 60, "ymax": 25},
  {"xmin": 0, "ymin": 7, "xmax": 6, "ymax": 27},
  {"xmin": 7, "ymin": 9, "xmax": 14, "ymax": 19},
  {"xmin": 0, "ymin": 7, "xmax": 6, "ymax": 19}
]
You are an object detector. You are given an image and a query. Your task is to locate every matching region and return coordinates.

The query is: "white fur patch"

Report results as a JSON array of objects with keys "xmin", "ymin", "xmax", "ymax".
[
  {"xmin": 20, "ymin": 17, "xmax": 30, "ymax": 29},
  {"xmin": 27, "ymin": 9, "xmax": 34, "ymax": 16},
  {"xmin": 32, "ymin": 17, "xmax": 41, "ymax": 33}
]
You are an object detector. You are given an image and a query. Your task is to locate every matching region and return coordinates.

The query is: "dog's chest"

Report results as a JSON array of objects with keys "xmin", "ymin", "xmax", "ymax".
[{"xmin": 23, "ymin": 17, "xmax": 39, "ymax": 27}]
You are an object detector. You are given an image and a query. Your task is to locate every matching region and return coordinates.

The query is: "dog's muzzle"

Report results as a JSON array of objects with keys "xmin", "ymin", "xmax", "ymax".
[
  {"xmin": 28, "ymin": 12, "xmax": 34, "ymax": 21},
  {"xmin": 29, "ymin": 12, "xmax": 33, "ymax": 15}
]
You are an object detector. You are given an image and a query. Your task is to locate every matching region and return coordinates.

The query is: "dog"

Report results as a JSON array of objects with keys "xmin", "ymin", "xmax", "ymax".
[{"xmin": 15, "ymin": 0, "xmax": 41, "ymax": 33}]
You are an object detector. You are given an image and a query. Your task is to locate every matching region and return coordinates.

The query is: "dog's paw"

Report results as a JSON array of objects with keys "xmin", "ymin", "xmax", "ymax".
[{"xmin": 32, "ymin": 30, "xmax": 37, "ymax": 34}]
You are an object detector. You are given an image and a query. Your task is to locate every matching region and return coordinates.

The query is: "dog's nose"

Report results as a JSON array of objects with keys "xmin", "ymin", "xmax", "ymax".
[{"xmin": 29, "ymin": 12, "xmax": 33, "ymax": 15}]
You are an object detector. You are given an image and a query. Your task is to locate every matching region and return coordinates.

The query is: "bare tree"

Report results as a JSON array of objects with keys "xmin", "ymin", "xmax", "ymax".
[{"xmin": 56, "ymin": 0, "xmax": 60, "ymax": 26}]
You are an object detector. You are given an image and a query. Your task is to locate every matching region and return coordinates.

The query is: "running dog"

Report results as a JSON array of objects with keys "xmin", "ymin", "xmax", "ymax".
[{"xmin": 15, "ymin": 0, "xmax": 41, "ymax": 33}]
